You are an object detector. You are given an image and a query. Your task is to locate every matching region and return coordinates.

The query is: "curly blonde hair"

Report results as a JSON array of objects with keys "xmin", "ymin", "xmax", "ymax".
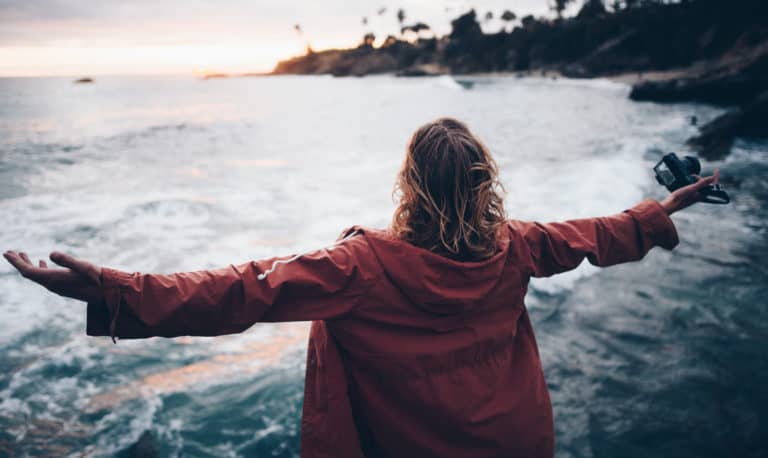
[{"xmin": 391, "ymin": 118, "xmax": 506, "ymax": 261}]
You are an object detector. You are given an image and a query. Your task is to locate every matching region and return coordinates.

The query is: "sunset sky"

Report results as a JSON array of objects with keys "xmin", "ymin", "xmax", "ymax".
[{"xmin": 0, "ymin": 0, "xmax": 562, "ymax": 77}]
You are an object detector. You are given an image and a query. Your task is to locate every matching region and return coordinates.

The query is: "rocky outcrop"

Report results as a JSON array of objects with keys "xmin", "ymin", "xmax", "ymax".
[
  {"xmin": 687, "ymin": 91, "xmax": 768, "ymax": 160},
  {"xmin": 117, "ymin": 431, "xmax": 159, "ymax": 458},
  {"xmin": 396, "ymin": 63, "xmax": 449, "ymax": 77},
  {"xmin": 272, "ymin": 39, "xmax": 439, "ymax": 77},
  {"xmin": 630, "ymin": 45, "xmax": 768, "ymax": 105}
]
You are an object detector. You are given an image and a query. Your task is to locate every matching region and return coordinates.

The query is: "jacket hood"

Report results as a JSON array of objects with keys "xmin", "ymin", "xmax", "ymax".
[{"xmin": 345, "ymin": 225, "xmax": 512, "ymax": 316}]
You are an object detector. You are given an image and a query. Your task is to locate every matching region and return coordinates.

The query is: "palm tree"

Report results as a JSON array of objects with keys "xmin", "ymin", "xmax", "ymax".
[
  {"xmin": 362, "ymin": 32, "xmax": 376, "ymax": 47},
  {"xmin": 401, "ymin": 22, "xmax": 432, "ymax": 40},
  {"xmin": 501, "ymin": 10, "xmax": 516, "ymax": 31},
  {"xmin": 552, "ymin": 0, "xmax": 574, "ymax": 18}
]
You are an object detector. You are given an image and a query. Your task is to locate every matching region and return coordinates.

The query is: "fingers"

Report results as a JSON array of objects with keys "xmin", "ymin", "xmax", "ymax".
[
  {"xmin": 39, "ymin": 260, "xmax": 48, "ymax": 268},
  {"xmin": 692, "ymin": 174, "xmax": 717, "ymax": 191},
  {"xmin": 50, "ymin": 251, "xmax": 85, "ymax": 271},
  {"xmin": 20, "ymin": 252, "xmax": 31, "ymax": 264},
  {"xmin": 50, "ymin": 251, "xmax": 100, "ymax": 285},
  {"xmin": 3, "ymin": 251, "xmax": 33, "ymax": 277}
]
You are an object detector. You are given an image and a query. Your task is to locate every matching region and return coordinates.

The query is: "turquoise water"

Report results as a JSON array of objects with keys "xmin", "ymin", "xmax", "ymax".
[{"xmin": 0, "ymin": 74, "xmax": 765, "ymax": 457}]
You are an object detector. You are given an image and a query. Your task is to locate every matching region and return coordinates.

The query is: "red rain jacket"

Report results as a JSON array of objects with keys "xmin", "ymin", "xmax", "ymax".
[{"xmin": 86, "ymin": 198, "xmax": 679, "ymax": 457}]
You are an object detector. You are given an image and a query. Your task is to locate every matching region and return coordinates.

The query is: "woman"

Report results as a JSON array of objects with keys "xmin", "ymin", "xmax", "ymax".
[{"xmin": 4, "ymin": 118, "xmax": 718, "ymax": 457}]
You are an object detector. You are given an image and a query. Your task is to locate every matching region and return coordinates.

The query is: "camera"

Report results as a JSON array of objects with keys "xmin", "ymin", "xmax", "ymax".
[{"xmin": 653, "ymin": 153, "xmax": 729, "ymax": 204}]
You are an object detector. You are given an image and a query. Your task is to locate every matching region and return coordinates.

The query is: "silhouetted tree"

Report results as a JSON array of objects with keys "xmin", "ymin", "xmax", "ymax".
[
  {"xmin": 521, "ymin": 14, "xmax": 536, "ymax": 30},
  {"xmin": 361, "ymin": 32, "xmax": 376, "ymax": 48},
  {"xmin": 401, "ymin": 22, "xmax": 432, "ymax": 39},
  {"xmin": 484, "ymin": 11, "xmax": 494, "ymax": 22},
  {"xmin": 377, "ymin": 7, "xmax": 387, "ymax": 15},
  {"xmin": 500, "ymin": 10, "xmax": 516, "ymax": 31},
  {"xmin": 362, "ymin": 16, "xmax": 368, "ymax": 26},
  {"xmin": 551, "ymin": 0, "xmax": 574, "ymax": 18},
  {"xmin": 382, "ymin": 35, "xmax": 398, "ymax": 47},
  {"xmin": 449, "ymin": 10, "xmax": 482, "ymax": 40},
  {"xmin": 577, "ymin": 0, "xmax": 607, "ymax": 18},
  {"xmin": 501, "ymin": 10, "xmax": 516, "ymax": 21},
  {"xmin": 397, "ymin": 8, "xmax": 406, "ymax": 25}
]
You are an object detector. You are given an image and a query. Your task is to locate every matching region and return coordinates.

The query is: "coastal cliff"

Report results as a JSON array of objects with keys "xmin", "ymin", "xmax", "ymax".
[{"xmin": 272, "ymin": 0, "xmax": 768, "ymax": 158}]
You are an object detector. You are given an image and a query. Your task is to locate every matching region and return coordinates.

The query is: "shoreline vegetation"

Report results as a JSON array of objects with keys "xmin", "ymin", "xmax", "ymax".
[{"xmin": 261, "ymin": 0, "xmax": 767, "ymax": 159}]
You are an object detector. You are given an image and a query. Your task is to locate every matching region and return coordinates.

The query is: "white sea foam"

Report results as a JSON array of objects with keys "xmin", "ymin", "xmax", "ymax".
[{"xmin": 435, "ymin": 75, "xmax": 466, "ymax": 90}]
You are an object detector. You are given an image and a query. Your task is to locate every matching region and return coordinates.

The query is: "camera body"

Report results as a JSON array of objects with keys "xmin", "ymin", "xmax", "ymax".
[
  {"xmin": 653, "ymin": 152, "xmax": 729, "ymax": 204},
  {"xmin": 653, "ymin": 152, "xmax": 700, "ymax": 192}
]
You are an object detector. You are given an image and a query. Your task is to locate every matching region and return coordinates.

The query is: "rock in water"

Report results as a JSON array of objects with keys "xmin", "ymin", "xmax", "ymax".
[
  {"xmin": 118, "ymin": 430, "xmax": 159, "ymax": 458},
  {"xmin": 687, "ymin": 91, "xmax": 768, "ymax": 160}
]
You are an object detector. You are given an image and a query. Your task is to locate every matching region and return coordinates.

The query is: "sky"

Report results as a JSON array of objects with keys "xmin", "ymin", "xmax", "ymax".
[{"xmin": 0, "ymin": 0, "xmax": 565, "ymax": 77}]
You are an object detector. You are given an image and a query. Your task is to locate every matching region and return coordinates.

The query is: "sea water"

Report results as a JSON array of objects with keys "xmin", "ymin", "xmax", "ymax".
[{"xmin": 0, "ymin": 74, "xmax": 765, "ymax": 457}]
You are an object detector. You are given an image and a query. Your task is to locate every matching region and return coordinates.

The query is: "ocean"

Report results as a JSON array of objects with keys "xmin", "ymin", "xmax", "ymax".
[{"xmin": 0, "ymin": 74, "xmax": 766, "ymax": 457}]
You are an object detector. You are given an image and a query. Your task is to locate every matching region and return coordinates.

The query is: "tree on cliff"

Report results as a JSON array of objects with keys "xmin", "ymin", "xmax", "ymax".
[
  {"xmin": 551, "ymin": 0, "xmax": 574, "ymax": 18},
  {"xmin": 501, "ymin": 10, "xmax": 516, "ymax": 32},
  {"xmin": 361, "ymin": 32, "xmax": 376, "ymax": 48},
  {"xmin": 397, "ymin": 9, "xmax": 406, "ymax": 25},
  {"xmin": 401, "ymin": 22, "xmax": 432, "ymax": 40},
  {"xmin": 577, "ymin": 0, "xmax": 607, "ymax": 18},
  {"xmin": 449, "ymin": 10, "xmax": 482, "ymax": 40}
]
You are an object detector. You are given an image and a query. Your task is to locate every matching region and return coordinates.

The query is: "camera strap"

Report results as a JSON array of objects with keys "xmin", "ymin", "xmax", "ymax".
[{"xmin": 699, "ymin": 184, "xmax": 730, "ymax": 204}]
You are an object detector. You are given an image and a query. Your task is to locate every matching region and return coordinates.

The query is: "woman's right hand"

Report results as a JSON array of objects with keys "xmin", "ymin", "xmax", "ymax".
[
  {"xmin": 659, "ymin": 169, "xmax": 720, "ymax": 215},
  {"xmin": 2, "ymin": 251, "xmax": 103, "ymax": 303}
]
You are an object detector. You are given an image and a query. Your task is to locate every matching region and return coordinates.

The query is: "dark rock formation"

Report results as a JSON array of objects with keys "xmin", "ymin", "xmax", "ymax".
[
  {"xmin": 73, "ymin": 78, "xmax": 93, "ymax": 84},
  {"xmin": 117, "ymin": 430, "xmax": 159, "ymax": 458},
  {"xmin": 630, "ymin": 46, "xmax": 768, "ymax": 105},
  {"xmin": 272, "ymin": 39, "xmax": 436, "ymax": 77},
  {"xmin": 687, "ymin": 91, "xmax": 768, "ymax": 160},
  {"xmin": 396, "ymin": 63, "xmax": 449, "ymax": 77}
]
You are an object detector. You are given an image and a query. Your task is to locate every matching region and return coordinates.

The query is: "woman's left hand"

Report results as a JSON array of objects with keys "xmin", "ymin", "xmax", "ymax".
[
  {"xmin": 659, "ymin": 169, "xmax": 720, "ymax": 215},
  {"xmin": 3, "ymin": 250, "xmax": 103, "ymax": 303}
]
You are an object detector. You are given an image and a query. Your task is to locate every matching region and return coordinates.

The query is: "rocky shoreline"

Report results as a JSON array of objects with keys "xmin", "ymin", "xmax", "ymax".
[{"xmin": 271, "ymin": 0, "xmax": 768, "ymax": 159}]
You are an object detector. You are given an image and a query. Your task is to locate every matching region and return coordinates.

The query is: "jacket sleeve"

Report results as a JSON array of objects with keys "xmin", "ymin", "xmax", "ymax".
[
  {"xmin": 86, "ymin": 233, "xmax": 376, "ymax": 341},
  {"xmin": 513, "ymin": 198, "xmax": 679, "ymax": 278}
]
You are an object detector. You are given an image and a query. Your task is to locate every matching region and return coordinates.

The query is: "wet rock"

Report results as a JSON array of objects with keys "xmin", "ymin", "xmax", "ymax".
[
  {"xmin": 396, "ymin": 63, "xmax": 449, "ymax": 77},
  {"xmin": 118, "ymin": 430, "xmax": 159, "ymax": 458},
  {"xmin": 630, "ymin": 48, "xmax": 768, "ymax": 105},
  {"xmin": 687, "ymin": 91, "xmax": 768, "ymax": 160}
]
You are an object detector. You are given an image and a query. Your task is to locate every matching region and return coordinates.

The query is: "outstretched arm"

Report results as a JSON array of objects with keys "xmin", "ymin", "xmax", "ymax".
[
  {"xmin": 4, "ymin": 230, "xmax": 376, "ymax": 342},
  {"xmin": 513, "ymin": 170, "xmax": 719, "ymax": 278}
]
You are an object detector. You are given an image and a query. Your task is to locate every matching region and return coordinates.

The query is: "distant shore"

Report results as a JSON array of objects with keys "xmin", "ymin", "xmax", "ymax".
[{"xmin": 267, "ymin": 1, "xmax": 768, "ymax": 159}]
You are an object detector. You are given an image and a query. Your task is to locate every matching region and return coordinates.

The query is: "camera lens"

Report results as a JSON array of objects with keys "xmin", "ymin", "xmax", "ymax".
[{"xmin": 683, "ymin": 156, "xmax": 701, "ymax": 175}]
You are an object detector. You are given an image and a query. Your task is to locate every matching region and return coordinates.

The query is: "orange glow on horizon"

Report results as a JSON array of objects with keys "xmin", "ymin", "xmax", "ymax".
[{"xmin": 0, "ymin": 43, "xmax": 312, "ymax": 77}]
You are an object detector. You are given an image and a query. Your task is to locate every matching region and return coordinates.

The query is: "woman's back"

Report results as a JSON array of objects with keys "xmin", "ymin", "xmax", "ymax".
[
  {"xmin": 316, "ymin": 224, "xmax": 553, "ymax": 457},
  {"xmin": 297, "ymin": 195, "xmax": 676, "ymax": 457}
]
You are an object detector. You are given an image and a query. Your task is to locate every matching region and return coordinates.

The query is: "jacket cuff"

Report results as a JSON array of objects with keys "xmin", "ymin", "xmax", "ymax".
[
  {"xmin": 86, "ymin": 267, "xmax": 133, "ymax": 342},
  {"xmin": 624, "ymin": 198, "xmax": 679, "ymax": 251}
]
